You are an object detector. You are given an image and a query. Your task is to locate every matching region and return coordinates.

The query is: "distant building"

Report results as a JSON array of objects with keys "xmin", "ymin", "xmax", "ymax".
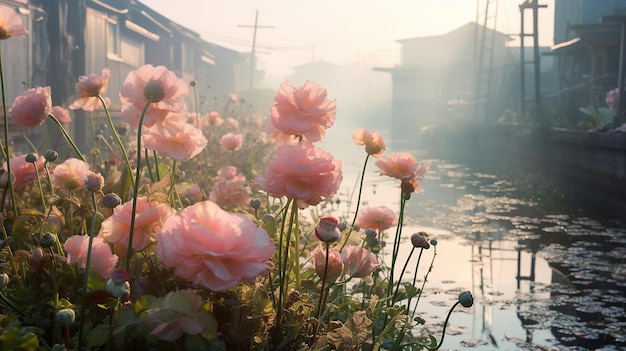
[
  {"xmin": 375, "ymin": 22, "xmax": 523, "ymax": 143},
  {"xmin": 286, "ymin": 60, "xmax": 339, "ymax": 90}
]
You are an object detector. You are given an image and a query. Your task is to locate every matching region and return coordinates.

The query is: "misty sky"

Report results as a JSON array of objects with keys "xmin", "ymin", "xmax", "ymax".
[{"xmin": 144, "ymin": 0, "xmax": 555, "ymax": 81}]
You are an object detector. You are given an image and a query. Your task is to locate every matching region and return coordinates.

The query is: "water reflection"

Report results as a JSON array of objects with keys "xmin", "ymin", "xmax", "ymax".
[
  {"xmin": 410, "ymin": 157, "xmax": 626, "ymax": 350},
  {"xmin": 319, "ymin": 124, "xmax": 626, "ymax": 350},
  {"xmin": 332, "ymin": 148, "xmax": 626, "ymax": 350}
]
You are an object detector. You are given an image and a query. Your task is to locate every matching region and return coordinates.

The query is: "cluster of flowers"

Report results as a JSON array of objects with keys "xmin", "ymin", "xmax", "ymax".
[{"xmin": 0, "ymin": 5, "xmax": 472, "ymax": 350}]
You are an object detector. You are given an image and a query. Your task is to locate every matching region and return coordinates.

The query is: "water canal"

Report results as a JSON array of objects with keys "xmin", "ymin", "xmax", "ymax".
[{"xmin": 321, "ymin": 126, "xmax": 626, "ymax": 350}]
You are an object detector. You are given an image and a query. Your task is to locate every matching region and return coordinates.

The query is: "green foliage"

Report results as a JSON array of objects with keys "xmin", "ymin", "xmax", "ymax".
[
  {"xmin": 0, "ymin": 313, "xmax": 39, "ymax": 351},
  {"xmin": 579, "ymin": 105, "xmax": 615, "ymax": 131}
]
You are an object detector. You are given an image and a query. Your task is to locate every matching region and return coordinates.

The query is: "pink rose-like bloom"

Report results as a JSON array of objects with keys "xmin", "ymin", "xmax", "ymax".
[
  {"xmin": 64, "ymin": 235, "xmax": 118, "ymax": 279},
  {"xmin": 175, "ymin": 182, "xmax": 205, "ymax": 204},
  {"xmin": 51, "ymin": 158, "xmax": 91, "ymax": 192},
  {"xmin": 209, "ymin": 166, "xmax": 251, "ymax": 209},
  {"xmin": 0, "ymin": 5, "xmax": 28, "ymax": 39},
  {"xmin": 375, "ymin": 152, "xmax": 429, "ymax": 181},
  {"xmin": 142, "ymin": 113, "xmax": 207, "ymax": 161},
  {"xmin": 311, "ymin": 245, "xmax": 344, "ymax": 282},
  {"xmin": 355, "ymin": 206, "xmax": 398, "ymax": 233},
  {"xmin": 228, "ymin": 93, "xmax": 239, "ymax": 104},
  {"xmin": 9, "ymin": 86, "xmax": 52, "ymax": 128},
  {"xmin": 219, "ymin": 133, "xmax": 243, "ymax": 152},
  {"xmin": 2, "ymin": 154, "xmax": 46, "ymax": 190},
  {"xmin": 51, "ymin": 106, "xmax": 71, "ymax": 123},
  {"xmin": 100, "ymin": 196, "xmax": 174, "ymax": 251},
  {"xmin": 144, "ymin": 289, "xmax": 217, "ymax": 342},
  {"xmin": 155, "ymin": 200, "xmax": 275, "ymax": 292},
  {"xmin": 270, "ymin": 80, "xmax": 337, "ymax": 142},
  {"xmin": 256, "ymin": 141, "xmax": 342, "ymax": 207},
  {"xmin": 225, "ymin": 117, "xmax": 240, "ymax": 130},
  {"xmin": 69, "ymin": 68, "xmax": 110, "ymax": 111},
  {"xmin": 120, "ymin": 64, "xmax": 188, "ymax": 128},
  {"xmin": 353, "ymin": 128, "xmax": 386, "ymax": 157},
  {"xmin": 263, "ymin": 117, "xmax": 298, "ymax": 145},
  {"xmin": 206, "ymin": 111, "xmax": 223, "ymax": 126},
  {"xmin": 341, "ymin": 245, "xmax": 381, "ymax": 285}
]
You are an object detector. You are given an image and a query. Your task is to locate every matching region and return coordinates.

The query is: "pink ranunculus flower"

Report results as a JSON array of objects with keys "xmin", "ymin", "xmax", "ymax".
[
  {"xmin": 228, "ymin": 93, "xmax": 239, "ymax": 104},
  {"xmin": 219, "ymin": 132, "xmax": 243, "ymax": 152},
  {"xmin": 51, "ymin": 158, "xmax": 91, "ymax": 192},
  {"xmin": 9, "ymin": 86, "xmax": 52, "ymax": 128},
  {"xmin": 209, "ymin": 166, "xmax": 251, "ymax": 209},
  {"xmin": 144, "ymin": 289, "xmax": 217, "ymax": 342},
  {"xmin": 142, "ymin": 112, "xmax": 207, "ymax": 161},
  {"xmin": 2, "ymin": 154, "xmax": 46, "ymax": 190},
  {"xmin": 100, "ymin": 196, "xmax": 174, "ymax": 251},
  {"xmin": 225, "ymin": 117, "xmax": 240, "ymax": 131},
  {"xmin": 175, "ymin": 182, "xmax": 205, "ymax": 204},
  {"xmin": 64, "ymin": 235, "xmax": 118, "ymax": 279},
  {"xmin": 270, "ymin": 80, "xmax": 337, "ymax": 142},
  {"xmin": 155, "ymin": 200, "xmax": 275, "ymax": 292},
  {"xmin": 206, "ymin": 111, "xmax": 223, "ymax": 126},
  {"xmin": 121, "ymin": 103, "xmax": 170, "ymax": 128},
  {"xmin": 353, "ymin": 128, "xmax": 386, "ymax": 157},
  {"xmin": 119, "ymin": 64, "xmax": 188, "ymax": 128},
  {"xmin": 263, "ymin": 117, "xmax": 298, "ymax": 145},
  {"xmin": 355, "ymin": 206, "xmax": 398, "ymax": 233},
  {"xmin": 51, "ymin": 106, "xmax": 71, "ymax": 123},
  {"xmin": 341, "ymin": 245, "xmax": 381, "ymax": 285},
  {"xmin": 0, "ymin": 5, "xmax": 28, "ymax": 39},
  {"xmin": 311, "ymin": 245, "xmax": 344, "ymax": 282},
  {"xmin": 256, "ymin": 141, "xmax": 342, "ymax": 208},
  {"xmin": 68, "ymin": 68, "xmax": 110, "ymax": 111},
  {"xmin": 375, "ymin": 152, "xmax": 429, "ymax": 181}
]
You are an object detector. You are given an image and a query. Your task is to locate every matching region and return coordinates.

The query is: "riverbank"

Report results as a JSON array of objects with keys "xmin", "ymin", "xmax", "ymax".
[{"xmin": 411, "ymin": 124, "xmax": 626, "ymax": 218}]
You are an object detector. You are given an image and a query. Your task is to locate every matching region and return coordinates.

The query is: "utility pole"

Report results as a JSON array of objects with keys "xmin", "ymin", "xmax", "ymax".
[
  {"xmin": 238, "ymin": 10, "xmax": 274, "ymax": 97},
  {"xmin": 519, "ymin": 0, "xmax": 547, "ymax": 121}
]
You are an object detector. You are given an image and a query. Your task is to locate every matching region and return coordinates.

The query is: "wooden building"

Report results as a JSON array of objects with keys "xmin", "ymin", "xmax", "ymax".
[{"xmin": 1, "ymin": 0, "xmax": 245, "ymax": 151}]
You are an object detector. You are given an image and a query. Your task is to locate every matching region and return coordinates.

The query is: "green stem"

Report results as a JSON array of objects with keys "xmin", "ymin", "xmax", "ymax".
[
  {"xmin": 388, "ymin": 194, "xmax": 406, "ymax": 305},
  {"xmin": 30, "ymin": 162, "xmax": 46, "ymax": 213},
  {"xmin": 410, "ymin": 245, "xmax": 437, "ymax": 318},
  {"xmin": 49, "ymin": 247, "xmax": 59, "ymax": 346},
  {"xmin": 48, "ymin": 115, "xmax": 86, "ymax": 162},
  {"xmin": 0, "ymin": 291, "xmax": 22, "ymax": 315},
  {"xmin": 99, "ymin": 95, "xmax": 134, "ymax": 190},
  {"xmin": 0, "ymin": 44, "xmax": 18, "ymax": 216},
  {"xmin": 152, "ymin": 150, "xmax": 161, "ymax": 180},
  {"xmin": 21, "ymin": 130, "xmax": 37, "ymax": 153},
  {"xmin": 281, "ymin": 200, "xmax": 298, "ymax": 300},
  {"xmin": 144, "ymin": 149, "xmax": 154, "ymax": 182},
  {"xmin": 275, "ymin": 199, "xmax": 292, "ymax": 332},
  {"xmin": 392, "ymin": 246, "xmax": 415, "ymax": 304},
  {"xmin": 125, "ymin": 101, "xmax": 151, "ymax": 271},
  {"xmin": 316, "ymin": 243, "xmax": 330, "ymax": 321},
  {"xmin": 168, "ymin": 160, "xmax": 177, "ymax": 207},
  {"xmin": 44, "ymin": 162, "xmax": 56, "ymax": 196},
  {"xmin": 398, "ymin": 300, "xmax": 461, "ymax": 351},
  {"xmin": 340, "ymin": 154, "xmax": 369, "ymax": 251},
  {"xmin": 77, "ymin": 191, "xmax": 100, "ymax": 351},
  {"xmin": 313, "ymin": 243, "xmax": 331, "ymax": 345}
]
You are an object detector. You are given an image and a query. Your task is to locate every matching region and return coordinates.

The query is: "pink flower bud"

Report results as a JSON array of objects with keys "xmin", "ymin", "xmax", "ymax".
[{"xmin": 314, "ymin": 217, "xmax": 341, "ymax": 243}]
